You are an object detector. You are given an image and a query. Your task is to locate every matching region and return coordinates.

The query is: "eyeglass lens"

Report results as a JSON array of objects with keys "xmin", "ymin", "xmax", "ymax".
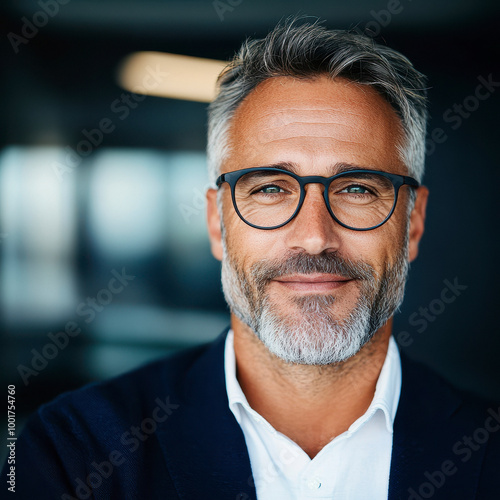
[{"xmin": 233, "ymin": 170, "xmax": 396, "ymax": 229}]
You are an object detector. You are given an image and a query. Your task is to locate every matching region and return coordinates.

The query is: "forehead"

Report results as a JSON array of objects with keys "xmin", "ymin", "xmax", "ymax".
[{"xmin": 225, "ymin": 75, "xmax": 405, "ymax": 176}]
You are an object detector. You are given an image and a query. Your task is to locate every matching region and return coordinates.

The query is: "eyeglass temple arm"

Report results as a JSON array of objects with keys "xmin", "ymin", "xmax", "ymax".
[
  {"xmin": 403, "ymin": 176, "xmax": 420, "ymax": 188},
  {"xmin": 215, "ymin": 174, "xmax": 226, "ymax": 188}
]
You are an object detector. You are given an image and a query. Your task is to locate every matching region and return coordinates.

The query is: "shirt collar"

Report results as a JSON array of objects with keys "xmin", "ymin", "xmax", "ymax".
[
  {"xmin": 225, "ymin": 330, "xmax": 251, "ymax": 423},
  {"xmin": 225, "ymin": 329, "xmax": 401, "ymax": 434},
  {"xmin": 350, "ymin": 335, "xmax": 402, "ymax": 434}
]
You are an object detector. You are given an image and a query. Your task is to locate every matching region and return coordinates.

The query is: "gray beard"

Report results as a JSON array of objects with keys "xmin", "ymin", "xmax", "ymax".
[{"xmin": 221, "ymin": 238, "xmax": 409, "ymax": 366}]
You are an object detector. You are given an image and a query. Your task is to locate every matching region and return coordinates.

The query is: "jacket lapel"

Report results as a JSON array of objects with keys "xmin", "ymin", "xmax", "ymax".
[
  {"xmin": 155, "ymin": 330, "xmax": 257, "ymax": 500},
  {"xmin": 389, "ymin": 354, "xmax": 486, "ymax": 499}
]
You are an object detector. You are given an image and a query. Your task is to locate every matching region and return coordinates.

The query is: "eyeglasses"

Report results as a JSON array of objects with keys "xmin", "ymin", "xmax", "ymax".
[{"xmin": 216, "ymin": 167, "xmax": 419, "ymax": 231}]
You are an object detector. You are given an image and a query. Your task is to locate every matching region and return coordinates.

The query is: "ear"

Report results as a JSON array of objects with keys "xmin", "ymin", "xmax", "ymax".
[
  {"xmin": 206, "ymin": 188, "xmax": 223, "ymax": 261},
  {"xmin": 408, "ymin": 186, "xmax": 429, "ymax": 262}
]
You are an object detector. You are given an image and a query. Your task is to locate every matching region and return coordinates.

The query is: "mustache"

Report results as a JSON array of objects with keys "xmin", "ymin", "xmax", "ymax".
[{"xmin": 250, "ymin": 251, "xmax": 376, "ymax": 285}]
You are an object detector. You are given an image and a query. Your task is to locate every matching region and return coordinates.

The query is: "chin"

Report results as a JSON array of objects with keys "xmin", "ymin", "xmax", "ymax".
[{"xmin": 253, "ymin": 297, "xmax": 374, "ymax": 366}]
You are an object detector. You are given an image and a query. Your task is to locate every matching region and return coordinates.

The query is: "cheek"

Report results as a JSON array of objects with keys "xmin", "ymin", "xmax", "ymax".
[
  {"xmin": 339, "ymin": 227, "xmax": 400, "ymax": 273},
  {"xmin": 223, "ymin": 211, "xmax": 290, "ymax": 270},
  {"xmin": 222, "ymin": 204, "xmax": 260, "ymax": 263}
]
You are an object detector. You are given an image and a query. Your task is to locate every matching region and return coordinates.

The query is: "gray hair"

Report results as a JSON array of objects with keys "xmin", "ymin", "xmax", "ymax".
[{"xmin": 207, "ymin": 19, "xmax": 428, "ymax": 187}]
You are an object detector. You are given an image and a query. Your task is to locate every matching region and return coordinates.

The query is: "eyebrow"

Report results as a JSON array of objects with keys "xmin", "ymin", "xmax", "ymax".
[{"xmin": 258, "ymin": 161, "xmax": 372, "ymax": 176}]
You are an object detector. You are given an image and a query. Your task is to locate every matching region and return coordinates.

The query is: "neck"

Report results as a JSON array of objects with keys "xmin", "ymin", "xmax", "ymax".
[{"xmin": 232, "ymin": 315, "xmax": 393, "ymax": 458}]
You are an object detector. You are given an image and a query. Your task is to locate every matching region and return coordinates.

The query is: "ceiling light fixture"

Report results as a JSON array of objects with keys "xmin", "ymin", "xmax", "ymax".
[{"xmin": 118, "ymin": 51, "xmax": 227, "ymax": 103}]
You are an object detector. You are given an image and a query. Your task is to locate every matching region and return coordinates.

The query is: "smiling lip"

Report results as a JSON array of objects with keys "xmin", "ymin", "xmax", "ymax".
[{"xmin": 273, "ymin": 273, "xmax": 353, "ymax": 292}]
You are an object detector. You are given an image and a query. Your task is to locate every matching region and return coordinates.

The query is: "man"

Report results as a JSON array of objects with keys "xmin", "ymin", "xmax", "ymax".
[{"xmin": 5, "ymin": 20, "xmax": 499, "ymax": 500}]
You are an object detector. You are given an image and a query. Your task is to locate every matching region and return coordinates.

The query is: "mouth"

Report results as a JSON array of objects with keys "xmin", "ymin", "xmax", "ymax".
[{"xmin": 273, "ymin": 273, "xmax": 353, "ymax": 293}]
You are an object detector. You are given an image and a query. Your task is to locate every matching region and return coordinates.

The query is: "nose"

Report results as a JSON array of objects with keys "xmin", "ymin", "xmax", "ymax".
[{"xmin": 285, "ymin": 183, "xmax": 341, "ymax": 255}]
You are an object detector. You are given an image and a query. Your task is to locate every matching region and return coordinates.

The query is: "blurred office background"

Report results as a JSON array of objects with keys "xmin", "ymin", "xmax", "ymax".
[{"xmin": 1, "ymin": 0, "xmax": 499, "ymax": 452}]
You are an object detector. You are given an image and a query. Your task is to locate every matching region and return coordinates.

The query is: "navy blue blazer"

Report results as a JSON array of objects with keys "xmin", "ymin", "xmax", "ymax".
[{"xmin": 4, "ymin": 330, "xmax": 500, "ymax": 499}]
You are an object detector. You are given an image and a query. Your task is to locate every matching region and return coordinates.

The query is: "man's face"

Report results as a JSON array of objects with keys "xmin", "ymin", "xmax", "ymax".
[{"xmin": 207, "ymin": 75, "xmax": 427, "ymax": 364}]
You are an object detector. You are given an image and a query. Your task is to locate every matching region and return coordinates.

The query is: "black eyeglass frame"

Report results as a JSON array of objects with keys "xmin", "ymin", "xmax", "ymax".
[{"xmin": 216, "ymin": 167, "xmax": 420, "ymax": 231}]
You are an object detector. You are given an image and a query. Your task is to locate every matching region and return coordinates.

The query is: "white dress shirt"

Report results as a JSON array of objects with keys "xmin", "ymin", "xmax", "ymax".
[{"xmin": 225, "ymin": 330, "xmax": 402, "ymax": 500}]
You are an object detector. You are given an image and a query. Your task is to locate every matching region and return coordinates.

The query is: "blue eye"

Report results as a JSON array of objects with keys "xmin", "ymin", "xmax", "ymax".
[
  {"xmin": 341, "ymin": 185, "xmax": 369, "ymax": 194},
  {"xmin": 259, "ymin": 185, "xmax": 283, "ymax": 194}
]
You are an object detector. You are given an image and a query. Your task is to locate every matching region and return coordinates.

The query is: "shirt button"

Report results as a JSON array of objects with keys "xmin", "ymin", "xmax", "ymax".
[{"xmin": 307, "ymin": 478, "xmax": 322, "ymax": 490}]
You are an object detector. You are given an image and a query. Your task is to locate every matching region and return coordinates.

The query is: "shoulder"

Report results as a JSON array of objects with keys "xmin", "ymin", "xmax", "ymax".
[
  {"xmin": 398, "ymin": 351, "xmax": 498, "ymax": 418},
  {"xmin": 398, "ymin": 350, "xmax": 500, "ymax": 432},
  {"xmin": 395, "ymin": 351, "xmax": 500, "ymax": 496},
  {"xmin": 37, "ymin": 340, "xmax": 211, "ymax": 428},
  {"xmin": 6, "ymin": 338, "xmax": 225, "ymax": 499}
]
